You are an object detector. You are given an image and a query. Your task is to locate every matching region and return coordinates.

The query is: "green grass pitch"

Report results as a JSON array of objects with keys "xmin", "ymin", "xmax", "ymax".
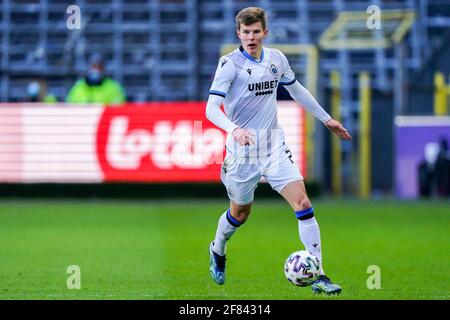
[{"xmin": 0, "ymin": 199, "xmax": 448, "ymax": 300}]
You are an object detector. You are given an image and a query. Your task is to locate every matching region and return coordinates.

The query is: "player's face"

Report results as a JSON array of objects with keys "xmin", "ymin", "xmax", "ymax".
[{"xmin": 237, "ymin": 22, "xmax": 268, "ymax": 59}]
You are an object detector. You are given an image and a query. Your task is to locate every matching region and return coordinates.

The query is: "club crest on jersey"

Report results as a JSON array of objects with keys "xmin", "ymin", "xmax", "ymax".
[
  {"xmin": 247, "ymin": 69, "xmax": 252, "ymax": 75},
  {"xmin": 270, "ymin": 64, "xmax": 279, "ymax": 76}
]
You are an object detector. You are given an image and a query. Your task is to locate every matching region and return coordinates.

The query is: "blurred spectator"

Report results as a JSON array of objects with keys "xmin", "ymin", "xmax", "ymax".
[
  {"xmin": 26, "ymin": 80, "xmax": 57, "ymax": 103},
  {"xmin": 65, "ymin": 54, "xmax": 126, "ymax": 104},
  {"xmin": 418, "ymin": 143, "xmax": 437, "ymax": 197},
  {"xmin": 418, "ymin": 138, "xmax": 450, "ymax": 198},
  {"xmin": 435, "ymin": 137, "xmax": 450, "ymax": 197}
]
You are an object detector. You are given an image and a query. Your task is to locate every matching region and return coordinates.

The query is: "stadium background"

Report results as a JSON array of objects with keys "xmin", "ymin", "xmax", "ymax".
[{"xmin": 0, "ymin": 0, "xmax": 449, "ymax": 300}]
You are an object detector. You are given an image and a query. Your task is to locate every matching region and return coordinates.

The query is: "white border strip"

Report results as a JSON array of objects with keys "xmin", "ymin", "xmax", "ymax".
[{"xmin": 395, "ymin": 116, "xmax": 450, "ymax": 127}]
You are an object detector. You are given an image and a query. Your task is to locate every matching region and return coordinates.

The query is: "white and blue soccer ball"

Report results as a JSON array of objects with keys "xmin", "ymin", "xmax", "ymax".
[{"xmin": 284, "ymin": 250, "xmax": 320, "ymax": 286}]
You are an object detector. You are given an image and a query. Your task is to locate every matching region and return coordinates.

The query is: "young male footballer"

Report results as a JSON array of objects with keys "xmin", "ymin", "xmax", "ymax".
[{"xmin": 205, "ymin": 7, "xmax": 351, "ymax": 295}]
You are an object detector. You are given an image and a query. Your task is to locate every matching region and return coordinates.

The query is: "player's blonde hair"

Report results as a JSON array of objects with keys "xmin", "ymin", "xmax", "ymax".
[{"xmin": 235, "ymin": 7, "xmax": 267, "ymax": 31}]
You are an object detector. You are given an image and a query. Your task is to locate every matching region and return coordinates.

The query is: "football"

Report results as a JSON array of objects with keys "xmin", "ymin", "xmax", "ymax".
[{"xmin": 284, "ymin": 250, "xmax": 321, "ymax": 286}]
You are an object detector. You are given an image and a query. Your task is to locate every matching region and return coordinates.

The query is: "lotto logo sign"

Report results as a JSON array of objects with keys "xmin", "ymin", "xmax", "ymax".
[
  {"xmin": 0, "ymin": 102, "xmax": 304, "ymax": 183},
  {"xmin": 96, "ymin": 103, "xmax": 226, "ymax": 182}
]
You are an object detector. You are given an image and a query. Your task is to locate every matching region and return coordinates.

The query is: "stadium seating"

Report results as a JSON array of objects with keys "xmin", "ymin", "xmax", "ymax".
[{"xmin": 0, "ymin": 0, "xmax": 450, "ymax": 106}]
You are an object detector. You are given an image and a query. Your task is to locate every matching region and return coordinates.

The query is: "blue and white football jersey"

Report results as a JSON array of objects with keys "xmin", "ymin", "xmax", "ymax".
[{"xmin": 209, "ymin": 46, "xmax": 296, "ymax": 157}]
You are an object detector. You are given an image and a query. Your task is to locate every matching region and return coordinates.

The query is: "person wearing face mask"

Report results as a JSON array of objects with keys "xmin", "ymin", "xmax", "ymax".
[
  {"xmin": 65, "ymin": 54, "xmax": 126, "ymax": 104},
  {"xmin": 26, "ymin": 80, "xmax": 57, "ymax": 103}
]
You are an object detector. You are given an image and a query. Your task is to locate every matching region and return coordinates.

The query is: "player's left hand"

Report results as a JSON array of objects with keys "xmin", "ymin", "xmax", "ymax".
[{"xmin": 325, "ymin": 119, "xmax": 352, "ymax": 141}]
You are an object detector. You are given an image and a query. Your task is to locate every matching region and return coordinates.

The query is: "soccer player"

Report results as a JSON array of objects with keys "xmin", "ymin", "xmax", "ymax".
[{"xmin": 205, "ymin": 7, "xmax": 351, "ymax": 295}]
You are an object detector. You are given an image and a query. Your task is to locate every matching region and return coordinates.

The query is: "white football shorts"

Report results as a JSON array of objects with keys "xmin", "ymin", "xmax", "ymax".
[{"xmin": 220, "ymin": 144, "xmax": 303, "ymax": 205}]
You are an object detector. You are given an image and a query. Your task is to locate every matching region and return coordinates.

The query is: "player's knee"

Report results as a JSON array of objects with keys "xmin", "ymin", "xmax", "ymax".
[
  {"xmin": 232, "ymin": 208, "xmax": 251, "ymax": 224},
  {"xmin": 295, "ymin": 197, "xmax": 311, "ymax": 211}
]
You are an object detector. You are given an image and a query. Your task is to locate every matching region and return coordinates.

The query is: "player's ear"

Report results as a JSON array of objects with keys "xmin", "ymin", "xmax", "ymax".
[{"xmin": 263, "ymin": 29, "xmax": 268, "ymax": 38}]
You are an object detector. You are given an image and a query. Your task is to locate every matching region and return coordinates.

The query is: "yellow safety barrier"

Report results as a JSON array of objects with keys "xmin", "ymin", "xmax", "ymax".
[
  {"xmin": 434, "ymin": 72, "xmax": 450, "ymax": 115},
  {"xmin": 359, "ymin": 72, "xmax": 371, "ymax": 199},
  {"xmin": 330, "ymin": 71, "xmax": 342, "ymax": 197}
]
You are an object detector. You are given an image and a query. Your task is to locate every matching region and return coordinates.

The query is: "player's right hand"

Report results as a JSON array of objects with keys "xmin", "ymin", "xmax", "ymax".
[{"xmin": 232, "ymin": 128, "xmax": 255, "ymax": 146}]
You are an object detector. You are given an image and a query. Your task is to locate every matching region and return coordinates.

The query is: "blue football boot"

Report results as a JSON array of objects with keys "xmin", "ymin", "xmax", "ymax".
[
  {"xmin": 209, "ymin": 242, "xmax": 226, "ymax": 285},
  {"xmin": 311, "ymin": 275, "xmax": 342, "ymax": 295}
]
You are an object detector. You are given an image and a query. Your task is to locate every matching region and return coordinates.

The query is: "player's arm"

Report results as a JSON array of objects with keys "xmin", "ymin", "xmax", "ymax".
[
  {"xmin": 205, "ymin": 94, "xmax": 237, "ymax": 133},
  {"xmin": 206, "ymin": 58, "xmax": 254, "ymax": 145},
  {"xmin": 285, "ymin": 80, "xmax": 352, "ymax": 140},
  {"xmin": 283, "ymin": 80, "xmax": 330, "ymax": 124},
  {"xmin": 278, "ymin": 49, "xmax": 351, "ymax": 141},
  {"xmin": 206, "ymin": 94, "xmax": 255, "ymax": 146},
  {"xmin": 284, "ymin": 81, "xmax": 351, "ymax": 141}
]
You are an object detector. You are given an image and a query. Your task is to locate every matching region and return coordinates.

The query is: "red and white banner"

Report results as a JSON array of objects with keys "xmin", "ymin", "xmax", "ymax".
[{"xmin": 0, "ymin": 102, "xmax": 306, "ymax": 183}]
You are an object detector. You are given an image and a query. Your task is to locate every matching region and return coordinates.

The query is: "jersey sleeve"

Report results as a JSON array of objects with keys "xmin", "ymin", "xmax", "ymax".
[
  {"xmin": 209, "ymin": 57, "xmax": 236, "ymax": 98},
  {"xmin": 278, "ymin": 51, "xmax": 296, "ymax": 86}
]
